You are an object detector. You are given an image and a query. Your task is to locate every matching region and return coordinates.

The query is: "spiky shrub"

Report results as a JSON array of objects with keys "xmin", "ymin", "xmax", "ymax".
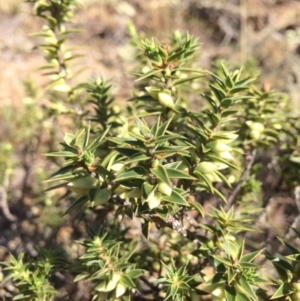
[{"xmin": 2, "ymin": 1, "xmax": 300, "ymax": 301}]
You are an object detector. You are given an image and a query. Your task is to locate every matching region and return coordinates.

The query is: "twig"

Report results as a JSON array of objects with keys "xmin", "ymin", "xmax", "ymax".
[
  {"xmin": 141, "ymin": 213, "xmax": 187, "ymax": 237},
  {"xmin": 21, "ymin": 137, "xmax": 41, "ymax": 201},
  {"xmin": 226, "ymin": 148, "xmax": 257, "ymax": 209},
  {"xmin": 140, "ymin": 276, "xmax": 160, "ymax": 292},
  {"xmin": 0, "ymin": 170, "xmax": 16, "ymax": 222}
]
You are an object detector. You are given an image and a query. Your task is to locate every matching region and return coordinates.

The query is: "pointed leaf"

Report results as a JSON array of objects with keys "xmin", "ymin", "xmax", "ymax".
[
  {"xmin": 115, "ymin": 147, "xmax": 141, "ymax": 158},
  {"xmin": 228, "ymin": 268, "xmax": 238, "ymax": 285},
  {"xmin": 162, "ymin": 189, "xmax": 189, "ymax": 206},
  {"xmin": 120, "ymin": 274, "xmax": 136, "ymax": 289},
  {"xmin": 271, "ymin": 283, "xmax": 293, "ymax": 299},
  {"xmin": 142, "ymin": 182, "xmax": 156, "ymax": 200},
  {"xmin": 125, "ymin": 153, "xmax": 150, "ymax": 164},
  {"xmin": 126, "ymin": 269, "xmax": 144, "ymax": 279},
  {"xmin": 241, "ymin": 249, "xmax": 265, "ymax": 264},
  {"xmin": 150, "ymin": 116, "xmax": 161, "ymax": 137},
  {"xmin": 45, "ymin": 151, "xmax": 77, "ymax": 157},
  {"xmin": 225, "ymin": 285, "xmax": 236, "ymax": 301},
  {"xmin": 116, "ymin": 167, "xmax": 147, "ymax": 182},
  {"xmin": 189, "ymin": 201, "xmax": 204, "ymax": 217},
  {"xmin": 173, "ymin": 74, "xmax": 205, "ymax": 86},
  {"xmin": 212, "ymin": 255, "xmax": 232, "ymax": 266},
  {"xmin": 166, "ymin": 168, "xmax": 196, "ymax": 180},
  {"xmin": 64, "ymin": 196, "xmax": 88, "ymax": 215},
  {"xmin": 193, "ymin": 171, "xmax": 214, "ymax": 193},
  {"xmin": 135, "ymin": 69, "xmax": 162, "ymax": 82},
  {"xmin": 235, "ymin": 291, "xmax": 251, "ymax": 301},
  {"xmin": 151, "ymin": 165, "xmax": 171, "ymax": 186},
  {"xmin": 237, "ymin": 275, "xmax": 257, "ymax": 300}
]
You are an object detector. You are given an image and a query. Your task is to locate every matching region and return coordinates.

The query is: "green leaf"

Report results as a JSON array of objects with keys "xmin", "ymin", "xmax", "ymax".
[
  {"xmin": 74, "ymin": 274, "xmax": 89, "ymax": 282},
  {"xmin": 166, "ymin": 168, "xmax": 196, "ymax": 180},
  {"xmin": 155, "ymin": 134, "xmax": 180, "ymax": 144},
  {"xmin": 210, "ymin": 84, "xmax": 227, "ymax": 102},
  {"xmin": 263, "ymin": 129, "xmax": 279, "ymax": 138},
  {"xmin": 207, "ymin": 154, "xmax": 239, "ymax": 171},
  {"xmin": 64, "ymin": 196, "xmax": 88, "ymax": 215},
  {"xmin": 153, "ymin": 145, "xmax": 190, "ymax": 157},
  {"xmin": 85, "ymin": 127, "xmax": 110, "ymax": 152},
  {"xmin": 227, "ymin": 268, "xmax": 238, "ymax": 285},
  {"xmin": 241, "ymin": 249, "xmax": 264, "ymax": 264},
  {"xmin": 82, "ymin": 126, "xmax": 91, "ymax": 148},
  {"xmin": 220, "ymin": 63, "xmax": 230, "ymax": 77},
  {"xmin": 135, "ymin": 69, "xmax": 162, "ymax": 82},
  {"xmin": 209, "ymin": 72, "xmax": 226, "ymax": 90},
  {"xmin": 189, "ymin": 200, "xmax": 204, "ymax": 217},
  {"xmin": 110, "ymin": 137, "xmax": 144, "ymax": 148},
  {"xmin": 235, "ymin": 76, "xmax": 256, "ymax": 87},
  {"xmin": 271, "ymin": 257, "xmax": 294, "ymax": 273},
  {"xmin": 45, "ymin": 151, "xmax": 77, "ymax": 157},
  {"xmin": 172, "ymin": 74, "xmax": 205, "ymax": 86},
  {"xmin": 150, "ymin": 116, "xmax": 161, "ymax": 137},
  {"xmin": 13, "ymin": 294, "xmax": 29, "ymax": 300},
  {"xmin": 125, "ymin": 153, "xmax": 150, "ymax": 164},
  {"xmin": 204, "ymin": 273, "xmax": 226, "ymax": 285},
  {"xmin": 162, "ymin": 189, "xmax": 189, "ymax": 206},
  {"xmin": 212, "ymin": 255, "xmax": 232, "ymax": 266},
  {"xmin": 157, "ymin": 118, "xmax": 173, "ymax": 136},
  {"xmin": 193, "ymin": 171, "xmax": 214, "ymax": 193},
  {"xmin": 204, "ymin": 94, "xmax": 218, "ymax": 111},
  {"xmin": 235, "ymin": 291, "xmax": 251, "ymax": 301},
  {"xmin": 185, "ymin": 123, "xmax": 209, "ymax": 141},
  {"xmin": 225, "ymin": 285, "xmax": 236, "ymax": 301},
  {"xmin": 120, "ymin": 274, "xmax": 136, "ymax": 289},
  {"xmin": 141, "ymin": 220, "xmax": 149, "ymax": 239},
  {"xmin": 228, "ymin": 86, "xmax": 248, "ymax": 94},
  {"xmin": 128, "ymin": 130, "xmax": 147, "ymax": 142},
  {"xmin": 89, "ymin": 188, "xmax": 111, "ymax": 206},
  {"xmin": 176, "ymin": 67, "xmax": 205, "ymax": 73},
  {"xmin": 221, "ymin": 109, "xmax": 239, "ymax": 117},
  {"xmin": 226, "ymin": 75, "xmax": 234, "ymax": 89},
  {"xmin": 44, "ymin": 182, "xmax": 69, "ymax": 192},
  {"xmin": 134, "ymin": 116, "xmax": 150, "ymax": 137},
  {"xmin": 237, "ymin": 239, "xmax": 245, "ymax": 261},
  {"xmin": 220, "ymin": 97, "xmax": 233, "ymax": 108},
  {"xmin": 151, "ymin": 165, "xmax": 171, "ymax": 186},
  {"xmin": 214, "ymin": 170, "xmax": 232, "ymax": 188},
  {"xmin": 239, "ymin": 262, "xmax": 260, "ymax": 269},
  {"xmin": 163, "ymin": 161, "xmax": 182, "ymax": 169},
  {"xmin": 126, "ymin": 269, "xmax": 144, "ymax": 279},
  {"xmin": 116, "ymin": 167, "xmax": 147, "ymax": 182},
  {"xmin": 142, "ymin": 182, "xmax": 156, "ymax": 200},
  {"xmin": 45, "ymin": 171, "xmax": 87, "ymax": 183},
  {"xmin": 271, "ymin": 283, "xmax": 293, "ymax": 299},
  {"xmin": 290, "ymin": 156, "xmax": 300, "ymax": 164},
  {"xmin": 207, "ymin": 112, "xmax": 220, "ymax": 124},
  {"xmin": 237, "ymin": 275, "xmax": 257, "ymax": 300}
]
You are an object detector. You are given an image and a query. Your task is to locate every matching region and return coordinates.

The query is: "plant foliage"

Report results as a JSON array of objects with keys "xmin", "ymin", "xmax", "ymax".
[{"xmin": 1, "ymin": 1, "xmax": 300, "ymax": 301}]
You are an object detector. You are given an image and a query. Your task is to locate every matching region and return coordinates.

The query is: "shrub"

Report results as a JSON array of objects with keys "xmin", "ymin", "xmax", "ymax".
[{"xmin": 1, "ymin": 1, "xmax": 300, "ymax": 301}]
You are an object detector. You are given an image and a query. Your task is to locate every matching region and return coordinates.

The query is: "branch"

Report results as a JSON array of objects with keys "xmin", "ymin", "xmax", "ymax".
[
  {"xmin": 226, "ymin": 148, "xmax": 257, "ymax": 209},
  {"xmin": 140, "ymin": 276, "xmax": 160, "ymax": 292},
  {"xmin": 0, "ymin": 170, "xmax": 16, "ymax": 222},
  {"xmin": 141, "ymin": 213, "xmax": 187, "ymax": 237}
]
